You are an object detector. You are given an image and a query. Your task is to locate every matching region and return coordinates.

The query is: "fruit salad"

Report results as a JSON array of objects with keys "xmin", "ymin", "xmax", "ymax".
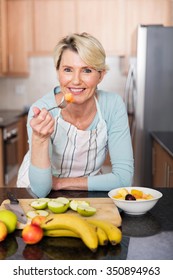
[{"xmin": 113, "ymin": 188, "xmax": 154, "ymax": 201}]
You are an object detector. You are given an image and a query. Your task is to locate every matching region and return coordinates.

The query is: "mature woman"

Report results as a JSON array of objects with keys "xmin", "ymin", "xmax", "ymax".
[{"xmin": 17, "ymin": 32, "xmax": 134, "ymax": 197}]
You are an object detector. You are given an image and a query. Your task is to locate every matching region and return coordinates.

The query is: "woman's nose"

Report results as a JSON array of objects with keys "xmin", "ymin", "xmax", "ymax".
[{"xmin": 72, "ymin": 71, "xmax": 81, "ymax": 84}]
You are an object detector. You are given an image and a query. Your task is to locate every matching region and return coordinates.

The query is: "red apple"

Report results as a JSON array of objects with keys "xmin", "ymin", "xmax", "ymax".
[
  {"xmin": 22, "ymin": 224, "xmax": 43, "ymax": 245},
  {"xmin": 0, "ymin": 221, "xmax": 8, "ymax": 242},
  {"xmin": 31, "ymin": 216, "xmax": 46, "ymax": 227}
]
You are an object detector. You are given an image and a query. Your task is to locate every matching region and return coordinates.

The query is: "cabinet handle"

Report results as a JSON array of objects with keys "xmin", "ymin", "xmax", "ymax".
[
  {"xmin": 167, "ymin": 164, "xmax": 169, "ymax": 187},
  {"xmin": 8, "ymin": 54, "xmax": 13, "ymax": 72},
  {"xmin": 167, "ymin": 165, "xmax": 173, "ymax": 188},
  {"xmin": 164, "ymin": 162, "xmax": 168, "ymax": 187},
  {"xmin": 152, "ymin": 147, "xmax": 156, "ymax": 176}
]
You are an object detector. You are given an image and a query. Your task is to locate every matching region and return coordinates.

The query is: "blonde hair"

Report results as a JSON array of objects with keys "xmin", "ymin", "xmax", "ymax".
[{"xmin": 53, "ymin": 32, "xmax": 109, "ymax": 72}]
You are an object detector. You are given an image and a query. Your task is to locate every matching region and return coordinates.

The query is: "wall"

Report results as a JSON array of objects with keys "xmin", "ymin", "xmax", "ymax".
[{"xmin": 0, "ymin": 56, "xmax": 126, "ymax": 110}]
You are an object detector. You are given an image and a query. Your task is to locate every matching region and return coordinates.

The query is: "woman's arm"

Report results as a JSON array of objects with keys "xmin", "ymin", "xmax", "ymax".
[
  {"xmin": 28, "ymin": 107, "xmax": 55, "ymax": 197},
  {"xmin": 88, "ymin": 95, "xmax": 134, "ymax": 190}
]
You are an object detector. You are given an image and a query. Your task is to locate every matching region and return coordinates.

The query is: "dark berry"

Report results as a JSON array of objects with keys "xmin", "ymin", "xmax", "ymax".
[{"xmin": 125, "ymin": 194, "xmax": 136, "ymax": 201}]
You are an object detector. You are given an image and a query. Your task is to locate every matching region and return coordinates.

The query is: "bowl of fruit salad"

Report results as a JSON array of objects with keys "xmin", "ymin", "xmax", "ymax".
[{"xmin": 108, "ymin": 187, "xmax": 163, "ymax": 215}]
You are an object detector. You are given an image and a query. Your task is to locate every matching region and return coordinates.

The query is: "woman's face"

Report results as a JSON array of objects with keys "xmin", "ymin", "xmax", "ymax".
[{"xmin": 57, "ymin": 49, "xmax": 105, "ymax": 104}]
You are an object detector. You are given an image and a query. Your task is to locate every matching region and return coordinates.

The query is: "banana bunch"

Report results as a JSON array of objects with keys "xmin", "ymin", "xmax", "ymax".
[
  {"xmin": 41, "ymin": 213, "xmax": 98, "ymax": 252},
  {"xmin": 41, "ymin": 213, "xmax": 122, "ymax": 251}
]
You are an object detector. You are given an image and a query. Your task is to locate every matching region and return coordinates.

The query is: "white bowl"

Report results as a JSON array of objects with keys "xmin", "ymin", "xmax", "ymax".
[{"xmin": 108, "ymin": 187, "xmax": 163, "ymax": 215}]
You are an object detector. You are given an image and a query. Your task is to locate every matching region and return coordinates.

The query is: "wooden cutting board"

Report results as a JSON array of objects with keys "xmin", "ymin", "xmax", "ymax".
[{"xmin": 0, "ymin": 197, "xmax": 122, "ymax": 229}]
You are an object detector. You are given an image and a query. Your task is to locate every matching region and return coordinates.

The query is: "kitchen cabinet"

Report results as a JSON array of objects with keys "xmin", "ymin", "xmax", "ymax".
[
  {"xmin": 0, "ymin": 0, "xmax": 31, "ymax": 76},
  {"xmin": 31, "ymin": 0, "xmax": 125, "ymax": 56},
  {"xmin": 6, "ymin": 0, "xmax": 30, "ymax": 75},
  {"xmin": 0, "ymin": 113, "xmax": 28, "ymax": 188},
  {"xmin": 32, "ymin": 0, "xmax": 76, "ymax": 54},
  {"xmin": 125, "ymin": 0, "xmax": 172, "ymax": 56},
  {"xmin": 0, "ymin": 0, "xmax": 7, "ymax": 75},
  {"xmin": 152, "ymin": 140, "xmax": 173, "ymax": 188},
  {"xmin": 30, "ymin": 0, "xmax": 173, "ymax": 57},
  {"xmin": 1, "ymin": 0, "xmax": 172, "ymax": 76},
  {"xmin": 76, "ymin": 0, "xmax": 125, "ymax": 55},
  {"xmin": 31, "ymin": 0, "xmax": 172, "ymax": 56}
]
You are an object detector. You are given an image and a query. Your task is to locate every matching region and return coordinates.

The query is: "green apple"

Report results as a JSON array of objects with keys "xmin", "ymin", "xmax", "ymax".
[
  {"xmin": 30, "ymin": 200, "xmax": 48, "ymax": 210},
  {"xmin": 52, "ymin": 197, "xmax": 70, "ymax": 205},
  {"xmin": 77, "ymin": 205, "xmax": 96, "ymax": 217},
  {"xmin": 26, "ymin": 210, "xmax": 49, "ymax": 219},
  {"xmin": 69, "ymin": 199, "xmax": 90, "ymax": 211},
  {"xmin": 47, "ymin": 200, "xmax": 69, "ymax": 214},
  {"xmin": 38, "ymin": 198, "xmax": 50, "ymax": 202},
  {"xmin": 0, "ymin": 209, "xmax": 17, "ymax": 234}
]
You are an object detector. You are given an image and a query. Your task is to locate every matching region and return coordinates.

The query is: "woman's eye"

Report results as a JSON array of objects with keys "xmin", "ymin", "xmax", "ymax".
[
  {"xmin": 64, "ymin": 68, "xmax": 71, "ymax": 72},
  {"xmin": 83, "ymin": 68, "xmax": 92, "ymax": 73}
]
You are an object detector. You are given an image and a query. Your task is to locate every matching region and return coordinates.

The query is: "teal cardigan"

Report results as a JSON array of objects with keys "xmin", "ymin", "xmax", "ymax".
[{"xmin": 27, "ymin": 87, "xmax": 134, "ymax": 197}]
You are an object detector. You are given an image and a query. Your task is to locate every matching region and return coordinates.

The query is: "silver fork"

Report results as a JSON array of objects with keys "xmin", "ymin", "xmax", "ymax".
[
  {"xmin": 47, "ymin": 96, "xmax": 67, "ymax": 111},
  {"xmin": 31, "ymin": 96, "xmax": 67, "ymax": 118}
]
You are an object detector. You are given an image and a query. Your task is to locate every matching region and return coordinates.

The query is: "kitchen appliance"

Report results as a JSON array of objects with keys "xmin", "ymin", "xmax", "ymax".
[
  {"xmin": 3, "ymin": 122, "xmax": 19, "ymax": 185},
  {"xmin": 133, "ymin": 25, "xmax": 173, "ymax": 186}
]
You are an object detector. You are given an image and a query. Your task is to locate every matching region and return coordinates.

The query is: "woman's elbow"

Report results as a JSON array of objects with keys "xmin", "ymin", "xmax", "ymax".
[
  {"xmin": 114, "ymin": 164, "xmax": 134, "ymax": 187},
  {"xmin": 30, "ymin": 183, "xmax": 51, "ymax": 198},
  {"xmin": 120, "ymin": 171, "xmax": 133, "ymax": 187}
]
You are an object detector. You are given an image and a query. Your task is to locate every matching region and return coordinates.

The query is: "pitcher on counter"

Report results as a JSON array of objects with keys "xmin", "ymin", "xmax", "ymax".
[{"xmin": 17, "ymin": 32, "xmax": 134, "ymax": 197}]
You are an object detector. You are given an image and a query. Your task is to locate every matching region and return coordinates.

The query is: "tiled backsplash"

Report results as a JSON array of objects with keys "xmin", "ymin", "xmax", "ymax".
[{"xmin": 0, "ymin": 56, "xmax": 126, "ymax": 110}]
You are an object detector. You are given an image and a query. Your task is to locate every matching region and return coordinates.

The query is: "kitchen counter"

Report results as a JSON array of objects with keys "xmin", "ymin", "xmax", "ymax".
[
  {"xmin": 0, "ymin": 109, "xmax": 29, "ymax": 127},
  {"xmin": 0, "ymin": 187, "xmax": 173, "ymax": 260},
  {"xmin": 151, "ymin": 131, "xmax": 173, "ymax": 157}
]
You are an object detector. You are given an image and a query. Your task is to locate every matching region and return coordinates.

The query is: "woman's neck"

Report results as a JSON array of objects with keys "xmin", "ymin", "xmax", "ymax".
[{"xmin": 61, "ymin": 96, "xmax": 97, "ymax": 130}]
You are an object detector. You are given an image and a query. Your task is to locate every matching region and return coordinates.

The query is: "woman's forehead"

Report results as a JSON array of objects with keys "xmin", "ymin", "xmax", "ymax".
[{"xmin": 60, "ymin": 49, "xmax": 88, "ymax": 68}]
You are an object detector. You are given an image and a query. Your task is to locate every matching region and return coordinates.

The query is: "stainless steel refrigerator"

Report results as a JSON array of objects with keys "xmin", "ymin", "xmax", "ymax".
[{"xmin": 132, "ymin": 25, "xmax": 173, "ymax": 187}]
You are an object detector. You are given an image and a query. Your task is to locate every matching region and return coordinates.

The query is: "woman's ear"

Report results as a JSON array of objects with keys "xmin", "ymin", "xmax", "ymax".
[{"xmin": 98, "ymin": 70, "xmax": 106, "ymax": 83}]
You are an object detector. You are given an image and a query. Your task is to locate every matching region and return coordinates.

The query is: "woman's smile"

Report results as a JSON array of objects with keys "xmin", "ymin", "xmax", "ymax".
[
  {"xmin": 68, "ymin": 87, "xmax": 86, "ymax": 95},
  {"xmin": 58, "ymin": 49, "xmax": 105, "ymax": 102}
]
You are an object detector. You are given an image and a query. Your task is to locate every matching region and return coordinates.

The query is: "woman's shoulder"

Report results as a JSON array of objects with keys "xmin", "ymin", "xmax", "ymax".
[
  {"xmin": 97, "ymin": 89, "xmax": 124, "ymax": 112},
  {"xmin": 97, "ymin": 90, "xmax": 128, "ymax": 131}
]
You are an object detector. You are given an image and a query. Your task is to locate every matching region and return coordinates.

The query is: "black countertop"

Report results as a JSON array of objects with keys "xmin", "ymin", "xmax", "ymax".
[
  {"xmin": 151, "ymin": 131, "xmax": 173, "ymax": 157},
  {"xmin": 0, "ymin": 109, "xmax": 29, "ymax": 127},
  {"xmin": 0, "ymin": 187, "xmax": 173, "ymax": 260}
]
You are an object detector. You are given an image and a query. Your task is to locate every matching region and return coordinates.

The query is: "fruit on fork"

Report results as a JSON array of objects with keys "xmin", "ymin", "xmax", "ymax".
[
  {"xmin": 47, "ymin": 93, "xmax": 74, "ymax": 111},
  {"xmin": 64, "ymin": 93, "xmax": 74, "ymax": 103}
]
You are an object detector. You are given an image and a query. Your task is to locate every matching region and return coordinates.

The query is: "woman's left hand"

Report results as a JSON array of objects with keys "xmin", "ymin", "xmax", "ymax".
[{"xmin": 52, "ymin": 176, "xmax": 88, "ymax": 190}]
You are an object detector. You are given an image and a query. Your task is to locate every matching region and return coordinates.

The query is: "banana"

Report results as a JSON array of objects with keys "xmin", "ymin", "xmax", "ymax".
[
  {"xmin": 44, "ymin": 224, "xmax": 108, "ymax": 246},
  {"xmin": 44, "ymin": 229, "xmax": 79, "ymax": 238},
  {"xmin": 88, "ymin": 219, "xmax": 122, "ymax": 245},
  {"xmin": 41, "ymin": 213, "xmax": 98, "ymax": 252},
  {"xmin": 89, "ymin": 224, "xmax": 108, "ymax": 246}
]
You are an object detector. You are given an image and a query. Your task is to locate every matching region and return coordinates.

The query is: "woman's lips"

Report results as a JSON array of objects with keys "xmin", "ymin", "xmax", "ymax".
[{"xmin": 69, "ymin": 88, "xmax": 85, "ymax": 95}]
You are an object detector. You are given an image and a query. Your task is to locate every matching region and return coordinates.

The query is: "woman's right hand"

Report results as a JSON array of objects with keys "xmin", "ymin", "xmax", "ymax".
[{"xmin": 30, "ymin": 107, "xmax": 55, "ymax": 142}]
